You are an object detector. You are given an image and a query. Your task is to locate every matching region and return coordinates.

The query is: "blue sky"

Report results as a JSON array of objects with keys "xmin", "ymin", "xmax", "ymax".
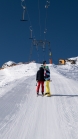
[{"xmin": 0, "ymin": 0, "xmax": 78, "ymax": 66}]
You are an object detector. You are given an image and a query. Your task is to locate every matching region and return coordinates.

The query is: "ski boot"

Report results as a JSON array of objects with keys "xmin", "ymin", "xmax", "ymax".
[
  {"xmin": 37, "ymin": 92, "xmax": 39, "ymax": 97},
  {"xmin": 42, "ymin": 92, "xmax": 44, "ymax": 97}
]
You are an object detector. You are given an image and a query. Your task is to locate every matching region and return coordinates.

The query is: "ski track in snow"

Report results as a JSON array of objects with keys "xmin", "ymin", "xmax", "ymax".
[{"xmin": 0, "ymin": 64, "xmax": 78, "ymax": 139}]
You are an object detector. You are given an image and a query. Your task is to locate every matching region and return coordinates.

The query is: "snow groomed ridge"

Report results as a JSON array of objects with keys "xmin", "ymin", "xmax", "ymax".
[{"xmin": 0, "ymin": 62, "xmax": 78, "ymax": 139}]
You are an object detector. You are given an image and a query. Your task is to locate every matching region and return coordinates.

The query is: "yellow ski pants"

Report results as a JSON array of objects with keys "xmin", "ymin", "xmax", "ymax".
[{"xmin": 45, "ymin": 81, "xmax": 50, "ymax": 93}]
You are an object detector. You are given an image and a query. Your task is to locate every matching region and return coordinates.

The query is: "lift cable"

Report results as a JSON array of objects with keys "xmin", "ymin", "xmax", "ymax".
[
  {"xmin": 20, "ymin": 0, "xmax": 51, "ymax": 63},
  {"xmin": 42, "ymin": 41, "xmax": 46, "ymax": 60},
  {"xmin": 26, "ymin": 11, "xmax": 39, "ymax": 61},
  {"xmin": 44, "ymin": 0, "xmax": 52, "ymax": 61},
  {"xmin": 31, "ymin": 0, "xmax": 42, "ymax": 62},
  {"xmin": 22, "ymin": 1, "xmax": 38, "ymax": 61},
  {"xmin": 29, "ymin": 42, "xmax": 34, "ymax": 62},
  {"xmin": 21, "ymin": 0, "xmax": 40, "ymax": 62},
  {"xmin": 42, "ymin": 1, "xmax": 50, "ymax": 60},
  {"xmin": 44, "ymin": 9, "xmax": 47, "ymax": 40},
  {"xmin": 27, "ymin": 10, "xmax": 33, "ymax": 39},
  {"xmin": 26, "ymin": 4, "xmax": 36, "ymax": 39},
  {"xmin": 33, "ymin": 39, "xmax": 40, "ymax": 63},
  {"xmin": 38, "ymin": 0, "xmax": 46, "ymax": 62},
  {"xmin": 36, "ymin": 44, "xmax": 40, "ymax": 63},
  {"xmin": 44, "ymin": 0, "xmax": 50, "ymax": 40},
  {"xmin": 21, "ymin": 0, "xmax": 36, "ymax": 39},
  {"xmin": 38, "ymin": 0, "xmax": 42, "ymax": 39}
]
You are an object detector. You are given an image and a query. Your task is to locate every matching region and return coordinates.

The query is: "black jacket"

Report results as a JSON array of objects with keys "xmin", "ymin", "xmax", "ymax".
[
  {"xmin": 36, "ymin": 67, "xmax": 44, "ymax": 81},
  {"xmin": 44, "ymin": 68, "xmax": 50, "ymax": 81}
]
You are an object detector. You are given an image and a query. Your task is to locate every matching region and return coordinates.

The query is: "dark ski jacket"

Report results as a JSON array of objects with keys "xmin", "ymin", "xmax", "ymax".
[
  {"xmin": 44, "ymin": 67, "xmax": 50, "ymax": 81},
  {"xmin": 36, "ymin": 67, "xmax": 45, "ymax": 81}
]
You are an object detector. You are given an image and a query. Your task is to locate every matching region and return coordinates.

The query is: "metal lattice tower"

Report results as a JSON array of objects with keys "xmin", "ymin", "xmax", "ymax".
[{"xmin": 32, "ymin": 39, "xmax": 52, "ymax": 63}]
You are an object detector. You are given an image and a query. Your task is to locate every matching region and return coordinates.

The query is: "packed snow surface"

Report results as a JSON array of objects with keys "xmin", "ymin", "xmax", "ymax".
[{"xmin": 0, "ymin": 62, "xmax": 78, "ymax": 139}]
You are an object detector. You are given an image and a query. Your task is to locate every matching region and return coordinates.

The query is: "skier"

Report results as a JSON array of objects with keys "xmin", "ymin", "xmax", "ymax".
[
  {"xmin": 36, "ymin": 61, "xmax": 46, "ymax": 96},
  {"xmin": 44, "ymin": 66, "xmax": 51, "ymax": 96}
]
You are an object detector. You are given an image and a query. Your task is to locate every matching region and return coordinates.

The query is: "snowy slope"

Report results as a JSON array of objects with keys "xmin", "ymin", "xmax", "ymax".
[
  {"xmin": 67, "ymin": 56, "xmax": 78, "ymax": 65},
  {"xmin": 2, "ymin": 61, "xmax": 16, "ymax": 68},
  {"xmin": 0, "ymin": 63, "xmax": 37, "ymax": 97},
  {"xmin": 55, "ymin": 64, "xmax": 78, "ymax": 81},
  {"xmin": 0, "ymin": 62, "xmax": 78, "ymax": 139},
  {"xmin": 68, "ymin": 56, "xmax": 78, "ymax": 61}
]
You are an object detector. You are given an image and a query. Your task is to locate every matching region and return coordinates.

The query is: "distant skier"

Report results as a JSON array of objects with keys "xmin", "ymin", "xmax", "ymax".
[
  {"xmin": 44, "ymin": 66, "xmax": 51, "ymax": 96},
  {"xmin": 36, "ymin": 61, "xmax": 46, "ymax": 96}
]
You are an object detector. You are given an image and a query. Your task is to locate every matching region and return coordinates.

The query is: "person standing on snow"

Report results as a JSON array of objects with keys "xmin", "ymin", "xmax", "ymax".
[
  {"xmin": 44, "ymin": 66, "xmax": 51, "ymax": 96},
  {"xmin": 36, "ymin": 61, "xmax": 46, "ymax": 96}
]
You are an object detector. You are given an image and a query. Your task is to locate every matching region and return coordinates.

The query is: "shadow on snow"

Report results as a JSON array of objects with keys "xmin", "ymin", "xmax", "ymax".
[{"xmin": 50, "ymin": 94, "xmax": 78, "ymax": 97}]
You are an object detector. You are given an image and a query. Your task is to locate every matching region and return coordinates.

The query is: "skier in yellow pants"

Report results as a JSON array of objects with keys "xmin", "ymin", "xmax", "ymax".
[
  {"xmin": 44, "ymin": 66, "xmax": 51, "ymax": 96},
  {"xmin": 45, "ymin": 81, "xmax": 50, "ymax": 94}
]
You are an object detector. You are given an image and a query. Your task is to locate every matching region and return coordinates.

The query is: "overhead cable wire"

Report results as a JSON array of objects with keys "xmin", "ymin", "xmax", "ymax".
[
  {"xmin": 44, "ymin": 1, "xmax": 48, "ymax": 40},
  {"xmin": 38, "ymin": 0, "xmax": 42, "ymax": 39},
  {"xmin": 33, "ymin": 0, "xmax": 42, "ymax": 62},
  {"xmin": 22, "ymin": 0, "xmax": 37, "ymax": 61},
  {"xmin": 36, "ymin": 44, "xmax": 40, "ymax": 63},
  {"xmin": 43, "ymin": 0, "xmax": 48, "ymax": 60},
  {"xmin": 29, "ymin": 42, "xmax": 33, "ymax": 62},
  {"xmin": 21, "ymin": 1, "xmax": 34, "ymax": 60},
  {"xmin": 44, "ymin": 0, "xmax": 51, "ymax": 61},
  {"xmin": 44, "ymin": 8, "xmax": 47, "ymax": 40},
  {"xmin": 26, "ymin": 5, "xmax": 36, "ymax": 38},
  {"xmin": 44, "ymin": 0, "xmax": 50, "ymax": 40},
  {"xmin": 44, "ymin": 0, "xmax": 48, "ymax": 58},
  {"xmin": 21, "ymin": 0, "xmax": 36, "ymax": 38}
]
